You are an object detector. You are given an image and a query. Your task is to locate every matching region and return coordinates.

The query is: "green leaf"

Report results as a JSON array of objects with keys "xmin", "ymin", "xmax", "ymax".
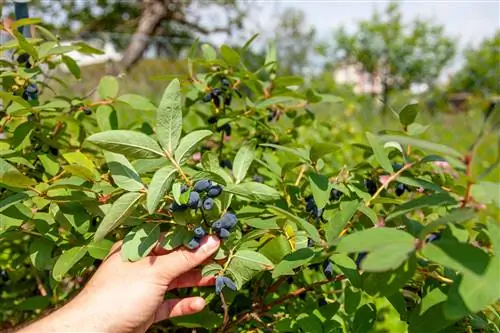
[
  {"xmin": 61, "ymin": 55, "xmax": 81, "ymax": 79},
  {"xmin": 160, "ymin": 227, "xmax": 192, "ymax": 251},
  {"xmin": 0, "ymin": 204, "xmax": 31, "ymax": 234},
  {"xmin": 260, "ymin": 235, "xmax": 292, "ymax": 264},
  {"xmin": 0, "ymin": 158, "xmax": 35, "ymax": 188},
  {"xmin": 29, "ymin": 238, "xmax": 54, "ymax": 270},
  {"xmin": 224, "ymin": 182, "xmax": 280, "ymax": 202},
  {"xmin": 98, "ymin": 76, "xmax": 119, "ymax": 99},
  {"xmin": 260, "ymin": 143, "xmax": 310, "ymax": 162},
  {"xmin": 121, "ymin": 223, "xmax": 161, "ymax": 262},
  {"xmin": 336, "ymin": 228, "xmax": 415, "ymax": 253},
  {"xmin": 296, "ymin": 314, "xmax": 323, "ymax": 333},
  {"xmin": 191, "ymin": 171, "xmax": 227, "ymax": 186},
  {"xmin": 399, "ymin": 103, "xmax": 419, "ymax": 126},
  {"xmin": 361, "ymin": 243, "xmax": 415, "ymax": 272},
  {"xmin": 419, "ymin": 209, "xmax": 475, "ymax": 239},
  {"xmin": 256, "ymin": 96, "xmax": 305, "ymax": 110},
  {"xmin": 147, "ymin": 165, "xmax": 177, "ymax": 214},
  {"xmin": 352, "ymin": 304, "xmax": 377, "ymax": 333},
  {"xmin": 201, "ymin": 263, "xmax": 222, "ymax": 277},
  {"xmin": 267, "ymin": 206, "xmax": 322, "ymax": 243},
  {"xmin": 345, "ymin": 287, "xmax": 361, "ymax": 314},
  {"xmin": 52, "ymin": 246, "xmax": 87, "ymax": 281},
  {"xmin": 233, "ymin": 144, "xmax": 255, "ymax": 184},
  {"xmin": 379, "ymin": 135, "xmax": 462, "ymax": 158},
  {"xmin": 38, "ymin": 154, "xmax": 60, "ymax": 176},
  {"xmin": 87, "ymin": 239, "xmax": 114, "ymax": 259},
  {"xmin": 422, "ymin": 240, "xmax": 490, "ymax": 276},
  {"xmin": 16, "ymin": 296, "xmax": 51, "ymax": 311},
  {"xmin": 96, "ymin": 105, "xmax": 118, "ymax": 131},
  {"xmin": 398, "ymin": 176, "xmax": 444, "ymax": 193},
  {"xmin": 386, "ymin": 193, "xmax": 457, "ymax": 221},
  {"xmin": 220, "ymin": 45, "xmax": 240, "ymax": 66},
  {"xmin": 362, "ymin": 255, "xmax": 416, "ymax": 296},
  {"xmin": 174, "ymin": 130, "xmax": 212, "ymax": 164},
  {"xmin": 94, "ymin": 192, "xmax": 143, "ymax": 241},
  {"xmin": 201, "ymin": 44, "xmax": 217, "ymax": 61},
  {"xmin": 408, "ymin": 288, "xmax": 456, "ymax": 333},
  {"xmin": 309, "ymin": 173, "xmax": 329, "ymax": 209},
  {"xmin": 117, "ymin": 94, "xmax": 156, "ymax": 110},
  {"xmin": 53, "ymin": 203, "xmax": 91, "ymax": 234},
  {"xmin": 325, "ymin": 200, "xmax": 360, "ymax": 245},
  {"xmin": 233, "ymin": 250, "xmax": 274, "ymax": 270},
  {"xmin": 310, "ymin": 143, "xmax": 336, "ymax": 162},
  {"xmin": 104, "ymin": 152, "xmax": 144, "ymax": 192},
  {"xmin": 157, "ymin": 78, "xmax": 182, "ymax": 154},
  {"xmin": 366, "ymin": 132, "xmax": 394, "ymax": 173},
  {"xmin": 0, "ymin": 192, "xmax": 31, "ymax": 212},
  {"xmin": 62, "ymin": 165, "xmax": 98, "ymax": 182},
  {"xmin": 272, "ymin": 248, "xmax": 314, "ymax": 278},
  {"xmin": 87, "ymin": 130, "xmax": 164, "ymax": 159}
]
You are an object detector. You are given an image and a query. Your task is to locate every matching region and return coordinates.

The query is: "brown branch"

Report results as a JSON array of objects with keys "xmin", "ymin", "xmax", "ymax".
[
  {"xmin": 461, "ymin": 153, "xmax": 474, "ymax": 208},
  {"xmin": 218, "ymin": 292, "xmax": 230, "ymax": 333}
]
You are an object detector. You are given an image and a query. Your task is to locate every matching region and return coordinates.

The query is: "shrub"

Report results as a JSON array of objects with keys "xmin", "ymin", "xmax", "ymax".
[{"xmin": 0, "ymin": 22, "xmax": 499, "ymax": 332}]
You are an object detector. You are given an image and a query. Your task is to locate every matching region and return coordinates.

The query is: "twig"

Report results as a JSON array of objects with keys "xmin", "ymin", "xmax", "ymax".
[
  {"xmin": 461, "ymin": 153, "xmax": 474, "ymax": 208},
  {"xmin": 164, "ymin": 150, "xmax": 191, "ymax": 185},
  {"xmin": 294, "ymin": 166, "xmax": 307, "ymax": 186},
  {"xmin": 219, "ymin": 292, "xmax": 230, "ymax": 333}
]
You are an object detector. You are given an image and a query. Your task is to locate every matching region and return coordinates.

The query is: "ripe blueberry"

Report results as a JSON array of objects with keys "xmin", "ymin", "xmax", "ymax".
[
  {"xmin": 355, "ymin": 252, "xmax": 367, "ymax": 269},
  {"xmin": 224, "ymin": 94, "xmax": 232, "ymax": 106},
  {"xmin": 219, "ymin": 159, "xmax": 232, "ymax": 170},
  {"xmin": 395, "ymin": 183, "xmax": 406, "ymax": 196},
  {"xmin": 323, "ymin": 260, "xmax": 334, "ymax": 278},
  {"xmin": 186, "ymin": 238, "xmax": 200, "ymax": 250},
  {"xmin": 364, "ymin": 179, "xmax": 377, "ymax": 195},
  {"xmin": 217, "ymin": 228, "xmax": 231, "ymax": 239},
  {"xmin": 212, "ymin": 88, "xmax": 222, "ymax": 96},
  {"xmin": 208, "ymin": 115, "xmax": 218, "ymax": 124},
  {"xmin": 215, "ymin": 276, "xmax": 225, "ymax": 294},
  {"xmin": 170, "ymin": 201, "xmax": 186, "ymax": 212},
  {"xmin": 203, "ymin": 197, "xmax": 214, "ymax": 210},
  {"xmin": 222, "ymin": 276, "xmax": 237, "ymax": 291},
  {"xmin": 207, "ymin": 185, "xmax": 223, "ymax": 198},
  {"xmin": 220, "ymin": 212, "xmax": 237, "ymax": 229},
  {"xmin": 194, "ymin": 227, "xmax": 206, "ymax": 239},
  {"xmin": 202, "ymin": 94, "xmax": 212, "ymax": 103},
  {"xmin": 330, "ymin": 189, "xmax": 342, "ymax": 201},
  {"xmin": 194, "ymin": 179, "xmax": 212, "ymax": 192},
  {"xmin": 217, "ymin": 123, "xmax": 231, "ymax": 136},
  {"xmin": 221, "ymin": 78, "xmax": 231, "ymax": 88},
  {"xmin": 188, "ymin": 191, "xmax": 200, "ymax": 209},
  {"xmin": 212, "ymin": 220, "xmax": 222, "ymax": 230}
]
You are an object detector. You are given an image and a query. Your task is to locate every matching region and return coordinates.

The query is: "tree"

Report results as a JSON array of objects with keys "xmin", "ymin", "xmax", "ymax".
[
  {"xmin": 3, "ymin": 0, "xmax": 248, "ymax": 71},
  {"xmin": 331, "ymin": 2, "xmax": 456, "ymax": 113},
  {"xmin": 450, "ymin": 31, "xmax": 500, "ymax": 97}
]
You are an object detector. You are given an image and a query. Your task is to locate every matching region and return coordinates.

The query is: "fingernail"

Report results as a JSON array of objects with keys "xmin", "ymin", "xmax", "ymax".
[
  {"xmin": 190, "ymin": 298, "xmax": 205, "ymax": 311},
  {"xmin": 201, "ymin": 236, "xmax": 219, "ymax": 252}
]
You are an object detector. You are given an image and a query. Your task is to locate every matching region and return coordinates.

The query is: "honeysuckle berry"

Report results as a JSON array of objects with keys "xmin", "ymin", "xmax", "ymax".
[
  {"xmin": 0, "ymin": 270, "xmax": 8, "ymax": 282},
  {"xmin": 330, "ymin": 189, "xmax": 342, "ymax": 201},
  {"xmin": 217, "ymin": 123, "xmax": 231, "ymax": 136},
  {"xmin": 212, "ymin": 88, "xmax": 222, "ymax": 96},
  {"xmin": 203, "ymin": 197, "xmax": 214, "ymax": 210},
  {"xmin": 425, "ymin": 232, "xmax": 441, "ymax": 243},
  {"xmin": 222, "ymin": 276, "xmax": 237, "ymax": 291},
  {"xmin": 170, "ymin": 201, "xmax": 186, "ymax": 212},
  {"xmin": 215, "ymin": 276, "xmax": 225, "ymax": 294},
  {"xmin": 364, "ymin": 179, "xmax": 377, "ymax": 195},
  {"xmin": 307, "ymin": 239, "xmax": 314, "ymax": 247},
  {"xmin": 207, "ymin": 185, "xmax": 223, "ymax": 198},
  {"xmin": 318, "ymin": 297, "xmax": 327, "ymax": 307},
  {"xmin": 220, "ymin": 212, "xmax": 237, "ymax": 229},
  {"xmin": 194, "ymin": 227, "xmax": 206, "ymax": 239},
  {"xmin": 219, "ymin": 159, "xmax": 232, "ymax": 170},
  {"xmin": 202, "ymin": 94, "xmax": 212, "ymax": 103},
  {"xmin": 323, "ymin": 260, "xmax": 334, "ymax": 278},
  {"xmin": 221, "ymin": 78, "xmax": 231, "ymax": 88},
  {"xmin": 83, "ymin": 107, "xmax": 92, "ymax": 115},
  {"xmin": 208, "ymin": 115, "xmax": 218, "ymax": 124},
  {"xmin": 224, "ymin": 94, "xmax": 232, "ymax": 106},
  {"xmin": 252, "ymin": 175, "xmax": 264, "ymax": 183},
  {"xmin": 395, "ymin": 183, "xmax": 406, "ymax": 196},
  {"xmin": 194, "ymin": 179, "xmax": 212, "ymax": 192},
  {"xmin": 186, "ymin": 238, "xmax": 200, "ymax": 250},
  {"xmin": 188, "ymin": 191, "xmax": 200, "ymax": 208},
  {"xmin": 355, "ymin": 252, "xmax": 367, "ymax": 269},
  {"xmin": 217, "ymin": 228, "xmax": 231, "ymax": 239},
  {"xmin": 212, "ymin": 220, "xmax": 222, "ymax": 230},
  {"xmin": 181, "ymin": 184, "xmax": 189, "ymax": 193}
]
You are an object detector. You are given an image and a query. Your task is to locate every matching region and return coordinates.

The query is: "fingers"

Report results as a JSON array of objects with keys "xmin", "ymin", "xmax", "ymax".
[
  {"xmin": 154, "ymin": 297, "xmax": 206, "ymax": 323},
  {"xmin": 154, "ymin": 236, "xmax": 220, "ymax": 281},
  {"xmin": 104, "ymin": 240, "xmax": 123, "ymax": 260},
  {"xmin": 167, "ymin": 269, "xmax": 216, "ymax": 290},
  {"xmin": 150, "ymin": 233, "xmax": 169, "ymax": 256}
]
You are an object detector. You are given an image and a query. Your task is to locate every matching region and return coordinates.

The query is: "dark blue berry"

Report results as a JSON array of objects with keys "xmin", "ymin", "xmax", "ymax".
[
  {"xmin": 355, "ymin": 252, "xmax": 367, "ymax": 269},
  {"xmin": 208, "ymin": 115, "xmax": 218, "ymax": 124},
  {"xmin": 323, "ymin": 260, "xmax": 334, "ymax": 278},
  {"xmin": 83, "ymin": 108, "xmax": 92, "ymax": 115},
  {"xmin": 212, "ymin": 88, "xmax": 222, "ymax": 96},
  {"xmin": 392, "ymin": 163, "xmax": 403, "ymax": 172},
  {"xmin": 212, "ymin": 220, "xmax": 222, "ymax": 230},
  {"xmin": 330, "ymin": 189, "xmax": 342, "ymax": 201},
  {"xmin": 215, "ymin": 276, "xmax": 225, "ymax": 294},
  {"xmin": 318, "ymin": 297, "xmax": 327, "ymax": 307},
  {"xmin": 252, "ymin": 175, "xmax": 264, "ymax": 183},
  {"xmin": 194, "ymin": 227, "xmax": 206, "ymax": 239},
  {"xmin": 218, "ymin": 228, "xmax": 231, "ymax": 239},
  {"xmin": 0, "ymin": 270, "xmax": 8, "ymax": 282},
  {"xmin": 224, "ymin": 94, "xmax": 232, "ymax": 106},
  {"xmin": 194, "ymin": 179, "xmax": 212, "ymax": 192},
  {"xmin": 307, "ymin": 239, "xmax": 314, "ymax": 248},
  {"xmin": 221, "ymin": 78, "xmax": 231, "ymax": 88},
  {"xmin": 220, "ymin": 212, "xmax": 237, "ymax": 229},
  {"xmin": 395, "ymin": 183, "xmax": 406, "ymax": 196},
  {"xmin": 188, "ymin": 191, "xmax": 200, "ymax": 209},
  {"xmin": 219, "ymin": 159, "xmax": 232, "ymax": 170},
  {"xmin": 202, "ymin": 94, "xmax": 212, "ymax": 103},
  {"xmin": 212, "ymin": 96, "xmax": 220, "ymax": 108},
  {"xmin": 217, "ymin": 123, "xmax": 231, "ymax": 136},
  {"xmin": 306, "ymin": 199, "xmax": 316, "ymax": 213},
  {"xmin": 186, "ymin": 238, "xmax": 200, "ymax": 250},
  {"xmin": 181, "ymin": 184, "xmax": 189, "ymax": 193},
  {"xmin": 203, "ymin": 198, "xmax": 214, "ymax": 210},
  {"xmin": 207, "ymin": 185, "xmax": 223, "ymax": 197},
  {"xmin": 170, "ymin": 201, "xmax": 186, "ymax": 212},
  {"xmin": 364, "ymin": 179, "xmax": 377, "ymax": 195},
  {"xmin": 425, "ymin": 233, "xmax": 441, "ymax": 243},
  {"xmin": 222, "ymin": 276, "xmax": 237, "ymax": 291}
]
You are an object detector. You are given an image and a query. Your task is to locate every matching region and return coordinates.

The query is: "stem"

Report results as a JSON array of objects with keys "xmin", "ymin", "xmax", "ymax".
[
  {"xmin": 294, "ymin": 166, "xmax": 307, "ymax": 186},
  {"xmin": 461, "ymin": 153, "xmax": 474, "ymax": 208},
  {"xmin": 219, "ymin": 292, "xmax": 230, "ymax": 333},
  {"xmin": 164, "ymin": 150, "xmax": 191, "ymax": 185}
]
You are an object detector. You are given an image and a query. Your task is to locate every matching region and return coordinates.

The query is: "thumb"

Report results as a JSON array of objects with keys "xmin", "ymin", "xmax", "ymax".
[{"xmin": 154, "ymin": 236, "xmax": 220, "ymax": 282}]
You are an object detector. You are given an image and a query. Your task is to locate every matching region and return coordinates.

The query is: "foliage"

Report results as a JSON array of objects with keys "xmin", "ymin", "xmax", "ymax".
[
  {"xmin": 331, "ymin": 2, "xmax": 456, "ymax": 113},
  {"xmin": 1, "ymin": 20, "xmax": 499, "ymax": 333}
]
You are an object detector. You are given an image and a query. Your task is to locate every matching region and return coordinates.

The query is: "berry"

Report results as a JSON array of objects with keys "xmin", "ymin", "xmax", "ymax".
[
  {"xmin": 170, "ymin": 201, "xmax": 186, "ymax": 212},
  {"xmin": 215, "ymin": 276, "xmax": 225, "ymax": 294},
  {"xmin": 392, "ymin": 163, "xmax": 403, "ymax": 172},
  {"xmin": 203, "ymin": 198, "xmax": 214, "ymax": 210},
  {"xmin": 395, "ymin": 183, "xmax": 406, "ymax": 196},
  {"xmin": 355, "ymin": 252, "xmax": 367, "ymax": 269},
  {"xmin": 25, "ymin": 84, "xmax": 38, "ymax": 94},
  {"xmin": 221, "ymin": 78, "xmax": 231, "ymax": 88},
  {"xmin": 181, "ymin": 184, "xmax": 189, "ymax": 193},
  {"xmin": 217, "ymin": 123, "xmax": 231, "ymax": 136},
  {"xmin": 307, "ymin": 239, "xmax": 314, "ymax": 247},
  {"xmin": 212, "ymin": 88, "xmax": 222, "ymax": 96},
  {"xmin": 202, "ymin": 94, "xmax": 212, "ymax": 103},
  {"xmin": 186, "ymin": 238, "xmax": 200, "ymax": 250},
  {"xmin": 220, "ymin": 212, "xmax": 237, "ymax": 229},
  {"xmin": 194, "ymin": 227, "xmax": 206, "ymax": 239},
  {"xmin": 425, "ymin": 233, "xmax": 441, "ymax": 243},
  {"xmin": 17, "ymin": 53, "xmax": 30, "ymax": 67},
  {"xmin": 219, "ymin": 159, "xmax": 232, "ymax": 169},
  {"xmin": 208, "ymin": 115, "xmax": 218, "ymax": 124},
  {"xmin": 207, "ymin": 185, "xmax": 223, "ymax": 198},
  {"xmin": 217, "ymin": 228, "xmax": 231, "ymax": 239},
  {"xmin": 188, "ymin": 191, "xmax": 200, "ymax": 209},
  {"xmin": 222, "ymin": 276, "xmax": 237, "ymax": 291},
  {"xmin": 224, "ymin": 94, "xmax": 232, "ymax": 106},
  {"xmin": 318, "ymin": 297, "xmax": 327, "ymax": 307},
  {"xmin": 212, "ymin": 220, "xmax": 222, "ymax": 230},
  {"xmin": 323, "ymin": 260, "xmax": 334, "ymax": 278},
  {"xmin": 212, "ymin": 96, "xmax": 220, "ymax": 108},
  {"xmin": 0, "ymin": 270, "xmax": 8, "ymax": 282},
  {"xmin": 364, "ymin": 179, "xmax": 377, "ymax": 195},
  {"xmin": 194, "ymin": 179, "xmax": 212, "ymax": 192},
  {"xmin": 330, "ymin": 189, "xmax": 343, "ymax": 201},
  {"xmin": 83, "ymin": 108, "xmax": 92, "ymax": 115},
  {"xmin": 299, "ymin": 293, "xmax": 306, "ymax": 300},
  {"xmin": 252, "ymin": 175, "xmax": 264, "ymax": 183},
  {"xmin": 306, "ymin": 198, "xmax": 316, "ymax": 213}
]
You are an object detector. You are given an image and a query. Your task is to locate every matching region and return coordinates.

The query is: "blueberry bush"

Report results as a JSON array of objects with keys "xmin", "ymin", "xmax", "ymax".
[{"xmin": 1, "ymin": 20, "xmax": 499, "ymax": 332}]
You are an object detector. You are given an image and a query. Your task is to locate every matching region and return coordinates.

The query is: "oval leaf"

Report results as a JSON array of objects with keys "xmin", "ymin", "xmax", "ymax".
[
  {"xmin": 87, "ymin": 130, "xmax": 164, "ymax": 159},
  {"xmin": 157, "ymin": 78, "xmax": 182, "ymax": 154},
  {"xmin": 233, "ymin": 144, "xmax": 255, "ymax": 184},
  {"xmin": 104, "ymin": 152, "xmax": 144, "ymax": 192},
  {"xmin": 147, "ymin": 165, "xmax": 177, "ymax": 214},
  {"xmin": 52, "ymin": 246, "xmax": 87, "ymax": 281},
  {"xmin": 174, "ymin": 130, "xmax": 212, "ymax": 164}
]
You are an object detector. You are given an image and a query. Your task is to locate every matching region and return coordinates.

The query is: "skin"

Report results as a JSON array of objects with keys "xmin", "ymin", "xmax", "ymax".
[{"xmin": 18, "ymin": 236, "xmax": 220, "ymax": 333}]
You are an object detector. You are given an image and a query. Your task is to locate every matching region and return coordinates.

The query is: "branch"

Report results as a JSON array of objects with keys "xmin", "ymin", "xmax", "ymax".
[{"xmin": 170, "ymin": 12, "xmax": 231, "ymax": 35}]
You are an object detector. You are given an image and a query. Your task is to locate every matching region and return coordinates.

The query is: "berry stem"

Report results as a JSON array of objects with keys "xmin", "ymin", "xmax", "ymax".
[{"xmin": 163, "ymin": 150, "xmax": 191, "ymax": 185}]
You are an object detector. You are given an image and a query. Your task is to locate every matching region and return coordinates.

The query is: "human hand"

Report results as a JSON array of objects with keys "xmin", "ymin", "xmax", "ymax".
[{"xmin": 18, "ymin": 235, "xmax": 220, "ymax": 333}]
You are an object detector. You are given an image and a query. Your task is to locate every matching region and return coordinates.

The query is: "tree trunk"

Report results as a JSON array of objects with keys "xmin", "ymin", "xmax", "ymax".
[{"xmin": 116, "ymin": 0, "xmax": 167, "ymax": 73}]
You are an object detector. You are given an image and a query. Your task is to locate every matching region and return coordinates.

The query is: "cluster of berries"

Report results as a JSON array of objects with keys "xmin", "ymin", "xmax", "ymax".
[
  {"xmin": 211, "ymin": 212, "xmax": 238, "ymax": 239},
  {"xmin": 215, "ymin": 275, "xmax": 237, "ymax": 294},
  {"xmin": 170, "ymin": 179, "xmax": 222, "ymax": 212},
  {"xmin": 187, "ymin": 226, "xmax": 207, "ymax": 250},
  {"xmin": 305, "ymin": 195, "xmax": 323, "ymax": 220},
  {"xmin": 364, "ymin": 179, "xmax": 377, "ymax": 195},
  {"xmin": 202, "ymin": 78, "xmax": 233, "ymax": 108}
]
